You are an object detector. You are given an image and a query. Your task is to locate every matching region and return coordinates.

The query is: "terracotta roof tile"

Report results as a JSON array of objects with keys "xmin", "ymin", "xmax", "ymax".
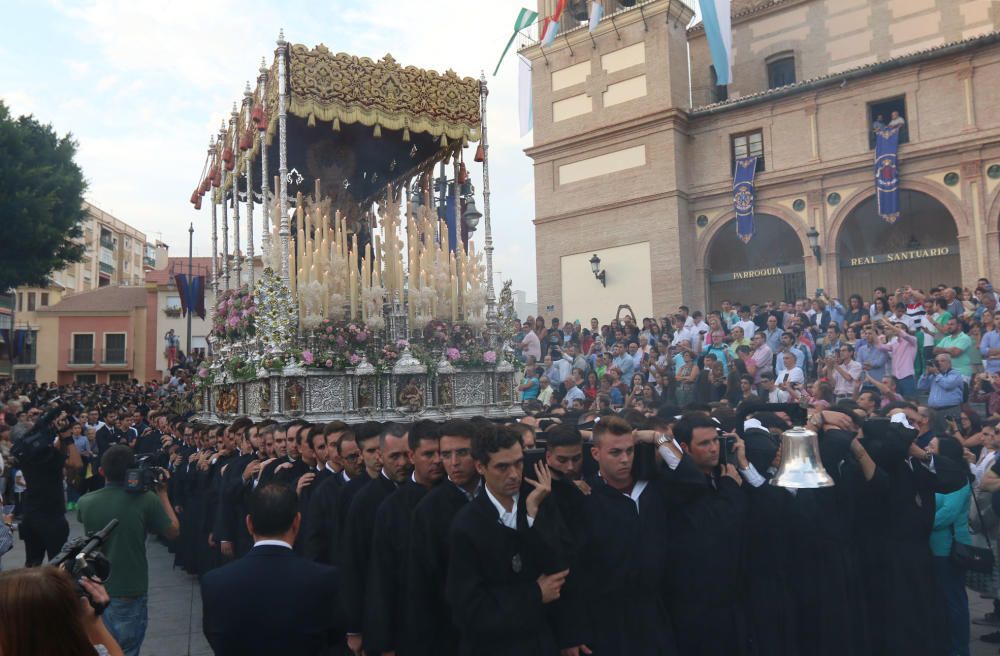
[{"xmin": 37, "ymin": 286, "xmax": 148, "ymax": 313}]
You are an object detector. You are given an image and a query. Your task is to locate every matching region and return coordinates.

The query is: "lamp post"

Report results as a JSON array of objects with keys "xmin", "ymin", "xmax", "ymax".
[
  {"xmin": 806, "ymin": 227, "xmax": 822, "ymax": 265},
  {"xmin": 187, "ymin": 222, "xmax": 194, "ymax": 358},
  {"xmin": 590, "ymin": 254, "xmax": 607, "ymax": 287}
]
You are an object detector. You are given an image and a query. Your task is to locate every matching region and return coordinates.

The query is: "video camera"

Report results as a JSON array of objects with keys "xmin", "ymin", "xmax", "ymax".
[
  {"xmin": 51, "ymin": 519, "xmax": 118, "ymax": 605},
  {"xmin": 125, "ymin": 455, "xmax": 168, "ymax": 493},
  {"xmin": 10, "ymin": 397, "xmax": 85, "ymax": 465}
]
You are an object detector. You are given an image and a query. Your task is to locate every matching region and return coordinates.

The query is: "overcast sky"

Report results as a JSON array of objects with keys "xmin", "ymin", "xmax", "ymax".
[{"xmin": 2, "ymin": 0, "xmax": 555, "ymax": 297}]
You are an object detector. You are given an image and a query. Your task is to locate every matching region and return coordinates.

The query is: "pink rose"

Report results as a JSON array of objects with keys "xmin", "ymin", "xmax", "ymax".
[
  {"xmin": 326, "ymin": 326, "xmax": 333, "ymax": 333},
  {"xmin": 350, "ymin": 354, "xmax": 361, "ymax": 365},
  {"xmin": 446, "ymin": 347, "xmax": 461, "ymax": 362},
  {"xmin": 198, "ymin": 368, "xmax": 208, "ymax": 378},
  {"xmin": 356, "ymin": 331, "xmax": 368, "ymax": 343},
  {"xmin": 336, "ymin": 336, "xmax": 346, "ymax": 347},
  {"xmin": 227, "ymin": 316, "xmax": 239, "ymax": 327},
  {"xmin": 325, "ymin": 359, "xmax": 334, "ymax": 368},
  {"xmin": 483, "ymin": 350, "xmax": 497, "ymax": 364},
  {"xmin": 302, "ymin": 350, "xmax": 314, "ymax": 365}
]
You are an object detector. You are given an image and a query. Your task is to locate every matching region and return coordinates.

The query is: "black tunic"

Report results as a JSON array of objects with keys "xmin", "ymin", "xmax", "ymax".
[
  {"xmin": 405, "ymin": 480, "xmax": 477, "ymax": 656},
  {"xmin": 302, "ymin": 471, "xmax": 348, "ymax": 564},
  {"xmin": 662, "ymin": 458, "xmax": 750, "ymax": 656},
  {"xmin": 570, "ymin": 476, "xmax": 677, "ymax": 656},
  {"xmin": 364, "ymin": 479, "xmax": 433, "ymax": 654},
  {"xmin": 339, "ymin": 473, "xmax": 398, "ymax": 635},
  {"xmin": 445, "ymin": 487, "xmax": 566, "ymax": 656},
  {"xmin": 854, "ymin": 457, "xmax": 947, "ymax": 656}
]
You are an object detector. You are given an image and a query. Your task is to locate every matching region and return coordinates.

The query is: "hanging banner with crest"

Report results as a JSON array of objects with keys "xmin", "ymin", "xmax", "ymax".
[
  {"xmin": 874, "ymin": 124, "xmax": 901, "ymax": 222},
  {"xmin": 733, "ymin": 156, "xmax": 758, "ymax": 244}
]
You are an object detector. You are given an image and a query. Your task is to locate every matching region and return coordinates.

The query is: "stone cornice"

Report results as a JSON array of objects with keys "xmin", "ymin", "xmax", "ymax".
[{"xmin": 525, "ymin": 108, "xmax": 690, "ymax": 161}]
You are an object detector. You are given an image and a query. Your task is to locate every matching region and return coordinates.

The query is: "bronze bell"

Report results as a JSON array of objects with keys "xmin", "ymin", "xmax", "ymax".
[{"xmin": 770, "ymin": 426, "xmax": 835, "ymax": 489}]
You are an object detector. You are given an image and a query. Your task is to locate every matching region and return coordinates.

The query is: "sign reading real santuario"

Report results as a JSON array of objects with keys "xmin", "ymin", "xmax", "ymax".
[{"xmin": 844, "ymin": 245, "xmax": 956, "ymax": 268}]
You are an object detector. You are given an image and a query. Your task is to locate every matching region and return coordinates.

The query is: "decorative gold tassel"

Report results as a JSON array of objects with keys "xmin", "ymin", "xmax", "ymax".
[
  {"xmin": 373, "ymin": 124, "xmax": 382, "ymax": 138},
  {"xmin": 332, "ymin": 117, "xmax": 340, "ymax": 131},
  {"xmin": 402, "ymin": 126, "xmax": 410, "ymax": 142},
  {"xmin": 307, "ymin": 113, "xmax": 316, "ymax": 127}
]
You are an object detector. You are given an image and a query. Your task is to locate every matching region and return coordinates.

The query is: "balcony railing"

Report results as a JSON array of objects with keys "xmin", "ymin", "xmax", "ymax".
[
  {"xmin": 68, "ymin": 347, "xmax": 130, "ymax": 367},
  {"xmin": 103, "ymin": 347, "xmax": 127, "ymax": 364},
  {"xmin": 71, "ymin": 348, "xmax": 94, "ymax": 365}
]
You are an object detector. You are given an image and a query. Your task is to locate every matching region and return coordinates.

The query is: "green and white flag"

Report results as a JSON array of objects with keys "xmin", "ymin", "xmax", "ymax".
[{"xmin": 493, "ymin": 7, "xmax": 538, "ymax": 76}]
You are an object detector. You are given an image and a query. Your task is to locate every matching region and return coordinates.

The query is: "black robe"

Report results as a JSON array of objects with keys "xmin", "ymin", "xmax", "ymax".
[
  {"xmin": 854, "ymin": 457, "xmax": 947, "ymax": 656},
  {"xmin": 662, "ymin": 458, "xmax": 749, "ymax": 656},
  {"xmin": 339, "ymin": 473, "xmax": 398, "ymax": 635},
  {"xmin": 364, "ymin": 479, "xmax": 433, "ymax": 654},
  {"xmin": 294, "ymin": 465, "xmax": 333, "ymax": 554},
  {"xmin": 445, "ymin": 486, "xmax": 566, "ymax": 656},
  {"xmin": 302, "ymin": 471, "xmax": 349, "ymax": 564},
  {"xmin": 405, "ymin": 479, "xmax": 478, "ymax": 656},
  {"xmin": 570, "ymin": 476, "xmax": 677, "ymax": 656}
]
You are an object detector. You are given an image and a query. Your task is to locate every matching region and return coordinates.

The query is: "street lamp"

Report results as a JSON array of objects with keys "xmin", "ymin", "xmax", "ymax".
[
  {"xmin": 590, "ymin": 254, "xmax": 607, "ymax": 287},
  {"xmin": 462, "ymin": 198, "xmax": 482, "ymax": 231},
  {"xmin": 806, "ymin": 227, "xmax": 822, "ymax": 265}
]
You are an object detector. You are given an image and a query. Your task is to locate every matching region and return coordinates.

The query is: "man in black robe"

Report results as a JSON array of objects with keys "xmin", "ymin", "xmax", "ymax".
[
  {"xmin": 199, "ymin": 424, "xmax": 236, "ymax": 574},
  {"xmin": 564, "ymin": 416, "xmax": 676, "ymax": 655},
  {"xmin": 334, "ymin": 421, "xmax": 384, "ymax": 545},
  {"xmin": 258, "ymin": 420, "xmax": 309, "ymax": 486},
  {"xmin": 341, "ymin": 422, "xmax": 411, "ymax": 656},
  {"xmin": 405, "ymin": 419, "xmax": 482, "ymax": 656},
  {"xmin": 215, "ymin": 417, "xmax": 256, "ymax": 562},
  {"xmin": 445, "ymin": 423, "xmax": 569, "ymax": 656},
  {"xmin": 661, "ymin": 412, "xmax": 749, "ymax": 656},
  {"xmin": 303, "ymin": 428, "xmax": 362, "ymax": 564},
  {"xmin": 365, "ymin": 420, "xmax": 443, "ymax": 655}
]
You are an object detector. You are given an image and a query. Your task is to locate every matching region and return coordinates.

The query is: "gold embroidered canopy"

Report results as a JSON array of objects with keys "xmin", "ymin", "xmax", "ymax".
[{"xmin": 206, "ymin": 44, "xmax": 482, "ymax": 217}]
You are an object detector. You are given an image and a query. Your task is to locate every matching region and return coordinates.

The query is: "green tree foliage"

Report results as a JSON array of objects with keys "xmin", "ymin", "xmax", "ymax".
[{"xmin": 0, "ymin": 100, "xmax": 86, "ymax": 291}]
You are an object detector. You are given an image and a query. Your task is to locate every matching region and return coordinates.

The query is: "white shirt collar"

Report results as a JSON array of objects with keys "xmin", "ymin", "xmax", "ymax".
[
  {"xmin": 341, "ymin": 470, "xmax": 351, "ymax": 483},
  {"xmin": 484, "ymin": 485, "xmax": 519, "ymax": 530},
  {"xmin": 325, "ymin": 462, "xmax": 337, "ymax": 474},
  {"xmin": 253, "ymin": 539, "xmax": 292, "ymax": 550}
]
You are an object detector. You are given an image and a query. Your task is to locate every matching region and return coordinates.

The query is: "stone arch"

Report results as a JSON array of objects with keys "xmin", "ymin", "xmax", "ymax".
[
  {"xmin": 696, "ymin": 203, "xmax": 811, "ymax": 268},
  {"xmin": 827, "ymin": 179, "xmax": 970, "ymax": 247}
]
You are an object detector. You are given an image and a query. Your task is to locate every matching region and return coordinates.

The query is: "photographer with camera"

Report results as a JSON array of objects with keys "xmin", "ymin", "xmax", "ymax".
[
  {"xmin": 78, "ymin": 445, "xmax": 180, "ymax": 656},
  {"xmin": 17, "ymin": 407, "xmax": 83, "ymax": 567}
]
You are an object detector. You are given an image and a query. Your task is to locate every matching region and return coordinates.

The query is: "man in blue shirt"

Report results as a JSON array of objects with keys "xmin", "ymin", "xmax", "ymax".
[
  {"xmin": 980, "ymin": 320, "xmax": 1000, "ymax": 375},
  {"xmin": 612, "ymin": 343, "xmax": 635, "ymax": 379},
  {"xmin": 855, "ymin": 327, "xmax": 889, "ymax": 389},
  {"xmin": 918, "ymin": 353, "xmax": 964, "ymax": 434}
]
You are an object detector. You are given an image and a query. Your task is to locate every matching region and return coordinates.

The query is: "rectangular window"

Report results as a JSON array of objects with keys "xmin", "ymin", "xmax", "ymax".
[
  {"xmin": 868, "ymin": 96, "xmax": 910, "ymax": 149},
  {"xmin": 731, "ymin": 130, "xmax": 765, "ymax": 173},
  {"xmin": 766, "ymin": 55, "xmax": 796, "ymax": 89},
  {"xmin": 16, "ymin": 292, "xmax": 22, "ymax": 312},
  {"xmin": 75, "ymin": 374, "xmax": 97, "ymax": 384},
  {"xmin": 72, "ymin": 334, "xmax": 94, "ymax": 364},
  {"xmin": 40, "ymin": 292, "xmax": 49, "ymax": 307},
  {"xmin": 27, "ymin": 293, "xmax": 35, "ymax": 312},
  {"xmin": 109, "ymin": 373, "xmax": 130, "ymax": 384},
  {"xmin": 104, "ymin": 333, "xmax": 127, "ymax": 364},
  {"xmin": 15, "ymin": 332, "xmax": 36, "ymax": 365}
]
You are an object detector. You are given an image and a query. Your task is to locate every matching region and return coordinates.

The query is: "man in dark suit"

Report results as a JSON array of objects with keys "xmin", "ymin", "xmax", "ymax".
[{"xmin": 201, "ymin": 482, "xmax": 341, "ymax": 656}]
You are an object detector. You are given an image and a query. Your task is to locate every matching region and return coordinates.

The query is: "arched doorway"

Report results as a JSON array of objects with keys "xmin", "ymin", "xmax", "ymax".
[
  {"xmin": 836, "ymin": 190, "xmax": 960, "ymax": 298},
  {"xmin": 706, "ymin": 214, "xmax": 806, "ymax": 308}
]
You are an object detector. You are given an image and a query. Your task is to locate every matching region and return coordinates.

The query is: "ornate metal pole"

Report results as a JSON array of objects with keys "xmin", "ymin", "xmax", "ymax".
[
  {"xmin": 220, "ymin": 121, "xmax": 231, "ymax": 291},
  {"xmin": 276, "ymin": 29, "xmax": 291, "ymax": 291},
  {"xmin": 243, "ymin": 82, "xmax": 255, "ymax": 288},
  {"xmin": 230, "ymin": 104, "xmax": 242, "ymax": 287},
  {"xmin": 209, "ymin": 136, "xmax": 219, "ymax": 297},
  {"xmin": 258, "ymin": 58, "xmax": 271, "ymax": 261},
  {"xmin": 479, "ymin": 73, "xmax": 497, "ymax": 330}
]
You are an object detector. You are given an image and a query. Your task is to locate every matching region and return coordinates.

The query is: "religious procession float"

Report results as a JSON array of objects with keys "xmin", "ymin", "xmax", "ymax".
[{"xmin": 189, "ymin": 31, "xmax": 519, "ymax": 422}]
